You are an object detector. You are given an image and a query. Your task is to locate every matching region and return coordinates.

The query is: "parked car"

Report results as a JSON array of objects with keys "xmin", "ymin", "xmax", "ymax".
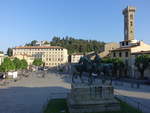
[
  {"xmin": 38, "ymin": 67, "xmax": 48, "ymax": 71},
  {"xmin": 43, "ymin": 67, "xmax": 48, "ymax": 71}
]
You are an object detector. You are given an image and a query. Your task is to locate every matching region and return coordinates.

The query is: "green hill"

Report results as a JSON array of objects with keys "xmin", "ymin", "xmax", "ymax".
[{"xmin": 51, "ymin": 36, "xmax": 105, "ymax": 55}]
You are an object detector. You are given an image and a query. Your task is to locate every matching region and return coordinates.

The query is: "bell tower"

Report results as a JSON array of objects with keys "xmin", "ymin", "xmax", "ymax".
[{"xmin": 123, "ymin": 6, "xmax": 136, "ymax": 41}]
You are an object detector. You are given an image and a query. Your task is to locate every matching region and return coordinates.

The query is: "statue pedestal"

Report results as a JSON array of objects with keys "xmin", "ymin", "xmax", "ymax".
[{"xmin": 67, "ymin": 83, "xmax": 120, "ymax": 113}]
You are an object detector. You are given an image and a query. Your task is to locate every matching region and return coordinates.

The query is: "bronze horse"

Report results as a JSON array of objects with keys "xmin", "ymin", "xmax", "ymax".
[
  {"xmin": 72, "ymin": 54, "xmax": 113, "ymax": 84},
  {"xmin": 72, "ymin": 56, "xmax": 94, "ymax": 84}
]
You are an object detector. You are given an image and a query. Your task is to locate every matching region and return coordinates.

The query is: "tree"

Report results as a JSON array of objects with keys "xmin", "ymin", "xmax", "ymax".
[
  {"xmin": 31, "ymin": 40, "xmax": 38, "ymax": 46},
  {"xmin": 112, "ymin": 58, "xmax": 124, "ymax": 78},
  {"xmin": 0, "ymin": 65, "xmax": 5, "ymax": 72},
  {"xmin": 7, "ymin": 48, "xmax": 13, "ymax": 57},
  {"xmin": 44, "ymin": 41, "xmax": 50, "ymax": 45},
  {"xmin": 102, "ymin": 58, "xmax": 124, "ymax": 78},
  {"xmin": 0, "ymin": 51, "xmax": 3, "ymax": 54},
  {"xmin": 20, "ymin": 59, "xmax": 28, "ymax": 69},
  {"xmin": 0, "ymin": 57, "xmax": 15, "ymax": 72},
  {"xmin": 32, "ymin": 58, "xmax": 43, "ymax": 66},
  {"xmin": 135, "ymin": 54, "xmax": 150, "ymax": 79},
  {"xmin": 12, "ymin": 58, "xmax": 28, "ymax": 70},
  {"xmin": 52, "ymin": 37, "xmax": 60, "ymax": 42},
  {"xmin": 25, "ymin": 36, "xmax": 105, "ymax": 55},
  {"xmin": 25, "ymin": 40, "xmax": 37, "ymax": 46},
  {"xmin": 51, "ymin": 36, "xmax": 105, "ymax": 55},
  {"xmin": 13, "ymin": 58, "xmax": 22, "ymax": 70}
]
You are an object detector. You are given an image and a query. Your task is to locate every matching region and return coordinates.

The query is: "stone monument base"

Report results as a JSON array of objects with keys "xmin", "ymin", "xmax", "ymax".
[{"xmin": 67, "ymin": 83, "xmax": 120, "ymax": 113}]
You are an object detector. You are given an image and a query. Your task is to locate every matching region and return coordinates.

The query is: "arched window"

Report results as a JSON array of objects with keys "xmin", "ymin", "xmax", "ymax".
[{"xmin": 130, "ymin": 21, "xmax": 133, "ymax": 26}]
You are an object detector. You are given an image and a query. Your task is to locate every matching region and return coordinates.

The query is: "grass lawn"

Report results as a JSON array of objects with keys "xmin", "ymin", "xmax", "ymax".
[{"xmin": 44, "ymin": 98, "xmax": 143, "ymax": 113}]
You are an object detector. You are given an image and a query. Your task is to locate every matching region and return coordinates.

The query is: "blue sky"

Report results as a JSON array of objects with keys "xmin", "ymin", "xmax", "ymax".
[{"xmin": 0, "ymin": 0, "xmax": 150, "ymax": 52}]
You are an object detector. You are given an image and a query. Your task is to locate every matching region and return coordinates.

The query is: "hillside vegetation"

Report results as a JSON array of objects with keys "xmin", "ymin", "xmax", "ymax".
[
  {"xmin": 25, "ymin": 36, "xmax": 105, "ymax": 55},
  {"xmin": 51, "ymin": 36, "xmax": 105, "ymax": 54}
]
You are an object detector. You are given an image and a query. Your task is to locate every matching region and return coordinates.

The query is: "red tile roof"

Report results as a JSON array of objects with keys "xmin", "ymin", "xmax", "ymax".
[
  {"xmin": 14, "ymin": 46, "xmax": 64, "ymax": 49},
  {"xmin": 111, "ymin": 47, "xmax": 131, "ymax": 51},
  {"xmin": 132, "ymin": 51, "xmax": 150, "ymax": 55},
  {"xmin": 111, "ymin": 45, "xmax": 139, "ymax": 52}
]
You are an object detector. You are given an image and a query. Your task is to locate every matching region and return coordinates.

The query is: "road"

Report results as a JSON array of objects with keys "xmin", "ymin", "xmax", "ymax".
[
  {"xmin": 0, "ymin": 71, "xmax": 70, "ymax": 113},
  {"xmin": 0, "ymin": 72, "xmax": 150, "ymax": 113}
]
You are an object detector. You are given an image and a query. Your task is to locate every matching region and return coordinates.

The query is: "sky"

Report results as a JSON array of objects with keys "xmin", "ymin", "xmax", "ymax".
[{"xmin": 0, "ymin": 0, "xmax": 150, "ymax": 52}]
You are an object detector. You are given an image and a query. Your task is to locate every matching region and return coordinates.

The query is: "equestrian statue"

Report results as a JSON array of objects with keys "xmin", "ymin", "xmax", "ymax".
[{"xmin": 72, "ymin": 53, "xmax": 113, "ymax": 84}]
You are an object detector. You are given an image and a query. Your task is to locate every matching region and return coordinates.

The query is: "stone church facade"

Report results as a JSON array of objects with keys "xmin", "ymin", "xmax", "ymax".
[{"xmin": 111, "ymin": 6, "xmax": 150, "ymax": 78}]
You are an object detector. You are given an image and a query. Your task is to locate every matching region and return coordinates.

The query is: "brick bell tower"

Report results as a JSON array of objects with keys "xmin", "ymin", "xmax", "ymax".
[{"xmin": 123, "ymin": 6, "xmax": 136, "ymax": 41}]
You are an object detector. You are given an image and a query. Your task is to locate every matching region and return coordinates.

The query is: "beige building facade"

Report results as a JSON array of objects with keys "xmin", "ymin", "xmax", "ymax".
[
  {"xmin": 111, "ymin": 6, "xmax": 150, "ymax": 77},
  {"xmin": 87, "ymin": 43, "xmax": 119, "ymax": 60},
  {"xmin": 12, "ymin": 46, "xmax": 68, "ymax": 67},
  {"xmin": 71, "ymin": 54, "xmax": 83, "ymax": 63},
  {"xmin": 99, "ymin": 42, "xmax": 119, "ymax": 58},
  {"xmin": 13, "ymin": 54, "xmax": 34, "ymax": 65},
  {"xmin": 111, "ymin": 41, "xmax": 150, "ymax": 65},
  {"xmin": 0, "ymin": 53, "xmax": 4, "ymax": 65}
]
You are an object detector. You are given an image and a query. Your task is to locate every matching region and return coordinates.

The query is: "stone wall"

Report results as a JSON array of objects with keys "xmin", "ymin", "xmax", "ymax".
[{"xmin": 67, "ymin": 83, "xmax": 120, "ymax": 113}]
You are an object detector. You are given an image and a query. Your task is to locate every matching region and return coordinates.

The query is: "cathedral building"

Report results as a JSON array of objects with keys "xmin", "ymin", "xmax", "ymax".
[{"xmin": 111, "ymin": 6, "xmax": 150, "ymax": 78}]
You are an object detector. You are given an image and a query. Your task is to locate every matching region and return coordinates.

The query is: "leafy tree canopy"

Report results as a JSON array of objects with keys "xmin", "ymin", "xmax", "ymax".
[
  {"xmin": 20, "ymin": 59, "xmax": 28, "ymax": 69},
  {"xmin": 0, "ymin": 57, "xmax": 28, "ymax": 72},
  {"xmin": 102, "ymin": 58, "xmax": 124, "ymax": 66},
  {"xmin": 102, "ymin": 58, "xmax": 125, "ymax": 77},
  {"xmin": 25, "ymin": 36, "xmax": 105, "ymax": 55},
  {"xmin": 44, "ymin": 41, "xmax": 50, "ymax": 45},
  {"xmin": 25, "ymin": 40, "xmax": 38, "ymax": 46},
  {"xmin": 32, "ymin": 58, "xmax": 43, "ymax": 66},
  {"xmin": 13, "ymin": 58, "xmax": 22, "ymax": 70},
  {"xmin": 7, "ymin": 48, "xmax": 13, "ymax": 57},
  {"xmin": 135, "ymin": 54, "xmax": 150, "ymax": 79},
  {"xmin": 0, "ymin": 57, "xmax": 15, "ymax": 72},
  {"xmin": 13, "ymin": 58, "xmax": 28, "ymax": 70},
  {"xmin": 51, "ymin": 36, "xmax": 105, "ymax": 54}
]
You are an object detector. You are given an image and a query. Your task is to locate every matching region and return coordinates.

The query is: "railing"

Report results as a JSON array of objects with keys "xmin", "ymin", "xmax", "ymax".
[{"xmin": 114, "ymin": 90, "xmax": 150, "ymax": 113}]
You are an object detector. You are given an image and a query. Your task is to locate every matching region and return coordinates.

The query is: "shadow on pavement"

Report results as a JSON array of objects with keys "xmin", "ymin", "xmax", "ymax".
[{"xmin": 0, "ymin": 86, "xmax": 69, "ymax": 113}]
